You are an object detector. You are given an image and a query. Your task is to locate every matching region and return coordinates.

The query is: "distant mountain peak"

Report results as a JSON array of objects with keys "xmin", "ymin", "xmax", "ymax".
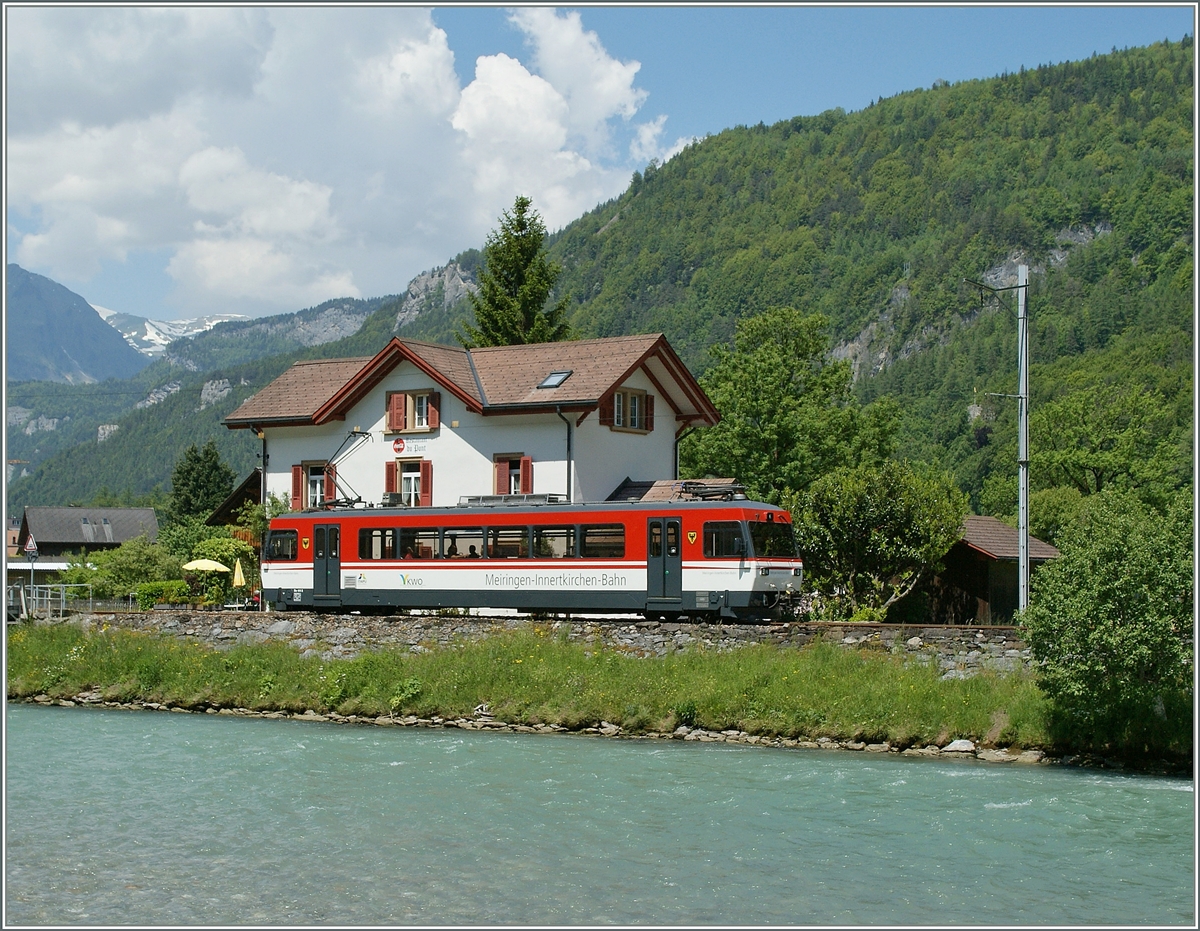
[{"xmin": 95, "ymin": 308, "xmax": 251, "ymax": 356}]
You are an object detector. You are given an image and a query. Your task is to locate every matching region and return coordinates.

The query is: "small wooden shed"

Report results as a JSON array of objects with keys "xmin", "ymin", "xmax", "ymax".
[{"xmin": 931, "ymin": 515, "xmax": 1059, "ymax": 624}]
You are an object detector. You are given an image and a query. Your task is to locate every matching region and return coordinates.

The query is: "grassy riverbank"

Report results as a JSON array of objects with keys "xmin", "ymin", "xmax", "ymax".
[{"xmin": 8, "ymin": 623, "xmax": 1051, "ymax": 748}]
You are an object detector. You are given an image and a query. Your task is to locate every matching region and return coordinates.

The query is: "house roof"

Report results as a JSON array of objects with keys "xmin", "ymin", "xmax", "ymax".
[
  {"xmin": 219, "ymin": 357, "xmax": 372, "ymax": 427},
  {"xmin": 206, "ymin": 468, "xmax": 262, "ymax": 527},
  {"xmin": 17, "ymin": 507, "xmax": 159, "ymax": 549},
  {"xmin": 225, "ymin": 334, "xmax": 719, "ymax": 431},
  {"xmin": 959, "ymin": 515, "xmax": 1059, "ymax": 561}
]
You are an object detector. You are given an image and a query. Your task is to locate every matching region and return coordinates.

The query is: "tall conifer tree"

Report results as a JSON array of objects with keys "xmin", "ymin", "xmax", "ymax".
[
  {"xmin": 457, "ymin": 196, "xmax": 572, "ymax": 347},
  {"xmin": 168, "ymin": 440, "xmax": 237, "ymax": 521}
]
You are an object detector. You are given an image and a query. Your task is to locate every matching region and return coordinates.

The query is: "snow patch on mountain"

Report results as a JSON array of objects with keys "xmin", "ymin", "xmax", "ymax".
[{"xmin": 93, "ymin": 305, "xmax": 250, "ymax": 356}]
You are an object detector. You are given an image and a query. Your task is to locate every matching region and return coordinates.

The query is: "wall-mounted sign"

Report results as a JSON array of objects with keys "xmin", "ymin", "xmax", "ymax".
[{"xmin": 393, "ymin": 438, "xmax": 428, "ymax": 455}]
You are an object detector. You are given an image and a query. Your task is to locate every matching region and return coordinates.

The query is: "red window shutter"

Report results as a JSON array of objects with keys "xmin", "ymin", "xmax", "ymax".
[
  {"xmin": 324, "ymin": 464, "xmax": 337, "ymax": 501},
  {"xmin": 389, "ymin": 392, "xmax": 407, "ymax": 431},
  {"xmin": 644, "ymin": 395, "xmax": 654, "ymax": 432},
  {"xmin": 598, "ymin": 393, "xmax": 614, "ymax": 426},
  {"xmin": 427, "ymin": 392, "xmax": 440, "ymax": 429},
  {"xmin": 385, "ymin": 461, "xmax": 397, "ymax": 494},
  {"xmin": 419, "ymin": 459, "xmax": 433, "ymax": 507},
  {"xmin": 494, "ymin": 460, "xmax": 507, "ymax": 494},
  {"xmin": 519, "ymin": 456, "xmax": 533, "ymax": 494},
  {"xmin": 291, "ymin": 465, "xmax": 303, "ymax": 511}
]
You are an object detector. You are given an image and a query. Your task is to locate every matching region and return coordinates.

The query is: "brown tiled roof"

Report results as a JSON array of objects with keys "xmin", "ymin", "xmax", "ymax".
[
  {"xmin": 226, "ymin": 357, "xmax": 372, "ymax": 425},
  {"xmin": 960, "ymin": 515, "xmax": 1059, "ymax": 561},
  {"xmin": 404, "ymin": 339, "xmax": 481, "ymax": 407},
  {"xmin": 470, "ymin": 334, "xmax": 662, "ymax": 406},
  {"xmin": 226, "ymin": 334, "xmax": 718, "ymax": 428}
]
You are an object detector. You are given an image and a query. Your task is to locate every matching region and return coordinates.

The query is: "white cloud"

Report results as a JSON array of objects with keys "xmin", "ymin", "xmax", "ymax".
[
  {"xmin": 5, "ymin": 7, "xmax": 273, "ymax": 133},
  {"xmin": 5, "ymin": 7, "xmax": 661, "ymax": 316},
  {"xmin": 630, "ymin": 115, "xmax": 696, "ymax": 166},
  {"xmin": 355, "ymin": 27, "xmax": 461, "ymax": 117},
  {"xmin": 8, "ymin": 112, "xmax": 206, "ymax": 275},
  {"xmin": 509, "ymin": 8, "xmax": 646, "ymax": 156},
  {"xmin": 168, "ymin": 238, "xmax": 359, "ymax": 307},
  {"xmin": 180, "ymin": 147, "xmax": 337, "ymax": 239}
]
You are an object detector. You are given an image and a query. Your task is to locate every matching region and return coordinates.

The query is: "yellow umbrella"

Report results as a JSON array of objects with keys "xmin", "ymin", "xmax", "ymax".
[
  {"xmin": 232, "ymin": 558, "xmax": 246, "ymax": 588},
  {"xmin": 182, "ymin": 558, "xmax": 230, "ymax": 572}
]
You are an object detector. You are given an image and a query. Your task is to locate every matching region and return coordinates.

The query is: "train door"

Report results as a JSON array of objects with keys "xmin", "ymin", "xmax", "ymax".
[
  {"xmin": 312, "ymin": 523, "xmax": 342, "ymax": 605},
  {"xmin": 646, "ymin": 516, "xmax": 683, "ymax": 612}
]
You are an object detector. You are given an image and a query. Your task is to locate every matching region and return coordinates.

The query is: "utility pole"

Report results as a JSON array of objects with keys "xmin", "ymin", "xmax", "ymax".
[
  {"xmin": 1016, "ymin": 264, "xmax": 1030, "ymax": 613},
  {"xmin": 964, "ymin": 263, "xmax": 1032, "ymax": 612}
]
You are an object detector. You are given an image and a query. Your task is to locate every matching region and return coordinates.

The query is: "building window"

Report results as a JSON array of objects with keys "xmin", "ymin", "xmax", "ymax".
[
  {"xmin": 385, "ymin": 459, "xmax": 432, "ymax": 506},
  {"xmin": 494, "ymin": 455, "xmax": 533, "ymax": 495},
  {"xmin": 308, "ymin": 466, "xmax": 326, "ymax": 507},
  {"xmin": 601, "ymin": 389, "xmax": 654, "ymax": 433},
  {"xmin": 400, "ymin": 461, "xmax": 422, "ymax": 507},
  {"xmin": 291, "ymin": 463, "xmax": 335, "ymax": 509},
  {"xmin": 387, "ymin": 391, "xmax": 440, "ymax": 432}
]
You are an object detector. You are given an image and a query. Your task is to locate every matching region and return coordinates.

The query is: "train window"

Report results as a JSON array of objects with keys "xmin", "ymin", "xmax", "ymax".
[
  {"xmin": 703, "ymin": 521, "xmax": 747, "ymax": 558},
  {"xmin": 487, "ymin": 526, "xmax": 529, "ymax": 558},
  {"xmin": 648, "ymin": 521, "xmax": 662, "ymax": 558},
  {"xmin": 445, "ymin": 527, "xmax": 484, "ymax": 558},
  {"xmin": 534, "ymin": 526, "xmax": 575, "ymax": 558},
  {"xmin": 264, "ymin": 530, "xmax": 298, "ymax": 561},
  {"xmin": 314, "ymin": 527, "xmax": 325, "ymax": 559},
  {"xmin": 581, "ymin": 524, "xmax": 625, "ymax": 558},
  {"xmin": 399, "ymin": 528, "xmax": 440, "ymax": 559},
  {"xmin": 749, "ymin": 519, "xmax": 799, "ymax": 558},
  {"xmin": 359, "ymin": 528, "xmax": 397, "ymax": 560}
]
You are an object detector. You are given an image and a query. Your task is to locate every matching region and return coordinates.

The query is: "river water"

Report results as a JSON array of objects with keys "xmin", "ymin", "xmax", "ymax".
[{"xmin": 5, "ymin": 704, "xmax": 1194, "ymax": 926}]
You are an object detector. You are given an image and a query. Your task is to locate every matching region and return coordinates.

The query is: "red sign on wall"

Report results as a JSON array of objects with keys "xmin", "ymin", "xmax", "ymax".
[{"xmin": 392, "ymin": 437, "xmax": 406, "ymax": 454}]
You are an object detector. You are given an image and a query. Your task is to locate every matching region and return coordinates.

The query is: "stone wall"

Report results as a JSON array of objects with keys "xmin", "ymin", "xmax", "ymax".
[{"xmin": 76, "ymin": 610, "xmax": 1032, "ymax": 679}]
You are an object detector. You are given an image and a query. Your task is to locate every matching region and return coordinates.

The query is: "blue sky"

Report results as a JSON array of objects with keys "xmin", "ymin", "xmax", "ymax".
[
  {"xmin": 6, "ymin": 5, "xmax": 1193, "ymax": 320},
  {"xmin": 436, "ymin": 6, "xmax": 1195, "ymax": 139}
]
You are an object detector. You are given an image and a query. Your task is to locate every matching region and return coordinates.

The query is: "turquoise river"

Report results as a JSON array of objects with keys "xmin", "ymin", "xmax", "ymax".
[{"xmin": 4, "ymin": 704, "xmax": 1194, "ymax": 925}]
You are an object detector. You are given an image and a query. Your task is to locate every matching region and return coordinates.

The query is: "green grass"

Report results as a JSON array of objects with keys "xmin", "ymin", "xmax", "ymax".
[{"xmin": 6, "ymin": 623, "xmax": 1051, "ymax": 748}]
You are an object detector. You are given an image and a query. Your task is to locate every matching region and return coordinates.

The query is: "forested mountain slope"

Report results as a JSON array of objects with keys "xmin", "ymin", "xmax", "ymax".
[
  {"xmin": 6, "ymin": 39, "xmax": 1191, "ymax": 515},
  {"xmin": 542, "ymin": 40, "xmax": 1191, "ymax": 372}
]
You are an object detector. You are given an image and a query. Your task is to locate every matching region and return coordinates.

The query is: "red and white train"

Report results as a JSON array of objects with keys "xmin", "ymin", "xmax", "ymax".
[{"xmin": 262, "ymin": 492, "xmax": 803, "ymax": 622}]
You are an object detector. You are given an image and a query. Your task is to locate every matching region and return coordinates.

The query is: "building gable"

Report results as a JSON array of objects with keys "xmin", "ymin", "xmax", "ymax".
[{"xmin": 225, "ymin": 334, "xmax": 718, "ymax": 431}]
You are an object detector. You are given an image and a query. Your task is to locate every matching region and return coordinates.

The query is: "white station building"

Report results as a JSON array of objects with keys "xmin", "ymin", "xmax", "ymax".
[{"xmin": 224, "ymin": 334, "xmax": 720, "ymax": 510}]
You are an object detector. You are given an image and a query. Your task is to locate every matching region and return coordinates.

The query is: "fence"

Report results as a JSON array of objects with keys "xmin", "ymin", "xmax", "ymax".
[{"xmin": 5, "ymin": 583, "xmax": 94, "ymax": 620}]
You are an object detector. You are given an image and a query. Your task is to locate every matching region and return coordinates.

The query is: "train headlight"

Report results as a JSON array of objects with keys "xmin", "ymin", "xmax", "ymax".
[
  {"xmin": 792, "ymin": 567, "xmax": 802, "ymax": 576},
  {"xmin": 759, "ymin": 567, "xmax": 770, "ymax": 576}
]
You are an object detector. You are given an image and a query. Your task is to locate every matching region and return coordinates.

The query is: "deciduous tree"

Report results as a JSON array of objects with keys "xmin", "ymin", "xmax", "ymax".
[
  {"xmin": 793, "ymin": 460, "xmax": 969, "ymax": 621},
  {"xmin": 679, "ymin": 307, "xmax": 897, "ymax": 503},
  {"xmin": 1023, "ymin": 490, "xmax": 1193, "ymax": 754},
  {"xmin": 1031, "ymin": 381, "xmax": 1177, "ymax": 507},
  {"xmin": 457, "ymin": 196, "xmax": 571, "ymax": 347}
]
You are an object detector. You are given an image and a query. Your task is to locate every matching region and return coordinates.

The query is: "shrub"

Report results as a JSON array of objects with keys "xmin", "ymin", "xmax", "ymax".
[
  {"xmin": 1023, "ymin": 490, "xmax": 1192, "ymax": 754},
  {"xmin": 134, "ymin": 581, "xmax": 191, "ymax": 611},
  {"xmin": 189, "ymin": 537, "xmax": 258, "ymax": 605}
]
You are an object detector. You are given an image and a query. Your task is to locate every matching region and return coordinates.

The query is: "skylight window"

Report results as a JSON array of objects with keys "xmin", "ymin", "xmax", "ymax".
[{"xmin": 537, "ymin": 370, "xmax": 572, "ymax": 389}]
